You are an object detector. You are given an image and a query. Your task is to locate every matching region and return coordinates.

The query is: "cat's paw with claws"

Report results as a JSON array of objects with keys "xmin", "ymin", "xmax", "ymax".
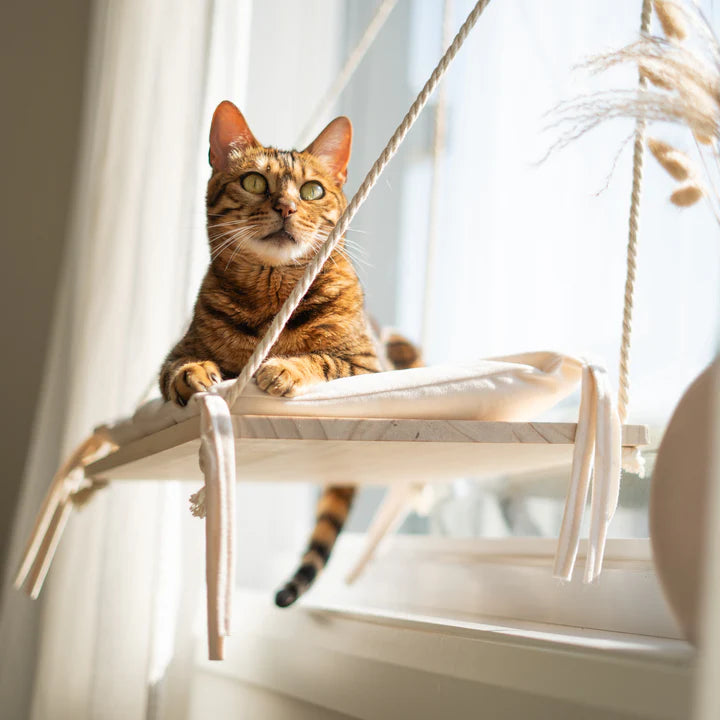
[
  {"xmin": 256, "ymin": 358, "xmax": 307, "ymax": 397},
  {"xmin": 170, "ymin": 361, "xmax": 222, "ymax": 406}
]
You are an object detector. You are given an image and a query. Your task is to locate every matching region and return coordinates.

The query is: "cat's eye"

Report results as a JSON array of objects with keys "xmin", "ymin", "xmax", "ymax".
[
  {"xmin": 241, "ymin": 172, "xmax": 268, "ymax": 195},
  {"xmin": 299, "ymin": 181, "xmax": 325, "ymax": 201}
]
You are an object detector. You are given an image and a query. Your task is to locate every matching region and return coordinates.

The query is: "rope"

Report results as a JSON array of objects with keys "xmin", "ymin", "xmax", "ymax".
[
  {"xmin": 223, "ymin": 0, "xmax": 493, "ymax": 409},
  {"xmin": 421, "ymin": 0, "xmax": 454, "ymax": 350},
  {"xmin": 294, "ymin": 0, "xmax": 399, "ymax": 149},
  {"xmin": 617, "ymin": 0, "xmax": 652, "ymax": 424}
]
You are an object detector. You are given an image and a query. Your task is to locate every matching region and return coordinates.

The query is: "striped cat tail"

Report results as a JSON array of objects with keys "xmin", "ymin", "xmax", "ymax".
[{"xmin": 274, "ymin": 485, "xmax": 355, "ymax": 608}]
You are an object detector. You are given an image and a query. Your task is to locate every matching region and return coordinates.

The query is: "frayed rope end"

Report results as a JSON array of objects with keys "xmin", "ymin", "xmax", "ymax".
[
  {"xmin": 189, "ymin": 486, "xmax": 207, "ymax": 518},
  {"xmin": 622, "ymin": 447, "xmax": 646, "ymax": 477}
]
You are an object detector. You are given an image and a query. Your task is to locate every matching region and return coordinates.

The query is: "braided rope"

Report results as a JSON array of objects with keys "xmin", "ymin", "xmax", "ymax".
[
  {"xmin": 617, "ymin": 0, "xmax": 652, "ymax": 424},
  {"xmin": 421, "ymin": 0, "xmax": 454, "ymax": 349},
  {"xmin": 295, "ymin": 0, "xmax": 399, "ymax": 149},
  {"xmin": 224, "ymin": 0, "xmax": 492, "ymax": 409}
]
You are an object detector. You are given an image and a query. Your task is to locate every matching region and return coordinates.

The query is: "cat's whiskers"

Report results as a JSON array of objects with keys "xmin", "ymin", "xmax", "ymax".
[
  {"xmin": 209, "ymin": 231, "xmax": 248, "ymax": 261},
  {"xmin": 207, "ymin": 219, "xmax": 251, "ymax": 230},
  {"xmin": 208, "ymin": 223, "xmax": 263, "ymax": 260},
  {"xmin": 312, "ymin": 228, "xmax": 371, "ymax": 269},
  {"xmin": 224, "ymin": 236, "xmax": 253, "ymax": 271},
  {"xmin": 208, "ymin": 226, "xmax": 246, "ymax": 247},
  {"xmin": 341, "ymin": 236, "xmax": 369, "ymax": 257},
  {"xmin": 208, "ymin": 220, "xmax": 263, "ymax": 237},
  {"xmin": 210, "ymin": 230, "xmax": 257, "ymax": 263},
  {"xmin": 208, "ymin": 235, "xmax": 240, "ymax": 260},
  {"xmin": 208, "ymin": 224, "xmax": 251, "ymax": 243}
]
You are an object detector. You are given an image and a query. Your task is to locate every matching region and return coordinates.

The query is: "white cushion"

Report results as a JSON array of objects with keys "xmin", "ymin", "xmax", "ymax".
[{"xmin": 101, "ymin": 351, "xmax": 582, "ymax": 447}]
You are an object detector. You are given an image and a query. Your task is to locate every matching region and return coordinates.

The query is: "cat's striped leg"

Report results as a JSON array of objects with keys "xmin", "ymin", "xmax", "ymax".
[{"xmin": 256, "ymin": 351, "xmax": 381, "ymax": 397}]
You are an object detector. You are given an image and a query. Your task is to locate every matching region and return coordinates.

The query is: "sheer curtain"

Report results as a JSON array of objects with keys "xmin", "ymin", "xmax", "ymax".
[{"xmin": 0, "ymin": 1, "xmax": 252, "ymax": 718}]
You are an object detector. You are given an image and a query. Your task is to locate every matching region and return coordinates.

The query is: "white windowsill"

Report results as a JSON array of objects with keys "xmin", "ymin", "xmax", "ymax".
[
  {"xmin": 297, "ymin": 534, "xmax": 685, "ymax": 639},
  {"xmin": 195, "ymin": 590, "xmax": 692, "ymax": 720},
  {"xmin": 192, "ymin": 535, "xmax": 693, "ymax": 719}
]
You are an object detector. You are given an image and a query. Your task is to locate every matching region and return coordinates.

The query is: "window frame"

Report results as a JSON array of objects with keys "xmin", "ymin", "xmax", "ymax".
[{"xmin": 191, "ymin": 534, "xmax": 694, "ymax": 719}]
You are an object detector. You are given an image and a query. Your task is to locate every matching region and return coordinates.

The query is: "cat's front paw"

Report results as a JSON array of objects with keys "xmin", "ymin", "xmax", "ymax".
[
  {"xmin": 169, "ymin": 361, "xmax": 222, "ymax": 406},
  {"xmin": 256, "ymin": 358, "xmax": 307, "ymax": 397}
]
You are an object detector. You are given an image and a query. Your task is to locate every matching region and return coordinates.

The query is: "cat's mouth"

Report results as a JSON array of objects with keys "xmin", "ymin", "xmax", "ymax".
[{"xmin": 261, "ymin": 229, "xmax": 297, "ymax": 245}]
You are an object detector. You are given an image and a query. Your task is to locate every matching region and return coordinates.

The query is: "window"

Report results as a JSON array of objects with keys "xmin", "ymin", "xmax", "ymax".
[{"xmin": 340, "ymin": 0, "xmax": 719, "ymax": 546}]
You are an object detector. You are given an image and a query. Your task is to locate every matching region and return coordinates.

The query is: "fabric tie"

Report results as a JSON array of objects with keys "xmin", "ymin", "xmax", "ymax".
[
  {"xmin": 196, "ymin": 392, "xmax": 236, "ymax": 660},
  {"xmin": 553, "ymin": 362, "xmax": 624, "ymax": 582},
  {"xmin": 14, "ymin": 433, "xmax": 109, "ymax": 598}
]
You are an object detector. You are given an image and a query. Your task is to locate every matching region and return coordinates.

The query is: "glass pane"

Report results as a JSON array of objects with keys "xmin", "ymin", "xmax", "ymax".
[{"xmin": 341, "ymin": 0, "xmax": 720, "ymax": 542}]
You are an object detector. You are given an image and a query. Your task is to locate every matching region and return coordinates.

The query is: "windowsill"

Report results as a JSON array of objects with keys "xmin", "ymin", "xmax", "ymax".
[
  {"xmin": 192, "ymin": 534, "xmax": 693, "ymax": 719},
  {"xmin": 292, "ymin": 534, "xmax": 685, "ymax": 639},
  {"xmin": 303, "ymin": 602, "xmax": 693, "ymax": 665},
  {"xmin": 195, "ymin": 589, "xmax": 693, "ymax": 720}
]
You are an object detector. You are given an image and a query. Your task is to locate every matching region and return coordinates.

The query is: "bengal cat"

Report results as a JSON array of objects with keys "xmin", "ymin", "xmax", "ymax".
[{"xmin": 160, "ymin": 101, "xmax": 420, "ymax": 607}]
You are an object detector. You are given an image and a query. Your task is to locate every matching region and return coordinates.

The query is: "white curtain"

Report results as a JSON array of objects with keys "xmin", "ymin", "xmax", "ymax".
[{"xmin": 0, "ymin": 1, "xmax": 252, "ymax": 718}]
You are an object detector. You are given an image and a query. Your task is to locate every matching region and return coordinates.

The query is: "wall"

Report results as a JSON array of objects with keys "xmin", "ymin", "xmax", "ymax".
[{"xmin": 0, "ymin": 0, "xmax": 91, "ymax": 583}]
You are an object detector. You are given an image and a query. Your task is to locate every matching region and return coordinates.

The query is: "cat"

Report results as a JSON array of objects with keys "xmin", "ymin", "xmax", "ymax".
[{"xmin": 160, "ymin": 100, "xmax": 420, "ymax": 607}]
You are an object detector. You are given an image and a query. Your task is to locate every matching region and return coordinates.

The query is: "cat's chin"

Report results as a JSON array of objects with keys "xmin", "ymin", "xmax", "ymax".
[{"xmin": 248, "ymin": 233, "xmax": 311, "ymax": 267}]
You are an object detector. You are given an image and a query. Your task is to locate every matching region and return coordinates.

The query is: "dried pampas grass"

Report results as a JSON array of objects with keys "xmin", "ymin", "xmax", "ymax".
[
  {"xmin": 654, "ymin": 0, "xmax": 688, "ymax": 41},
  {"xmin": 671, "ymin": 182, "xmax": 704, "ymax": 206},
  {"xmin": 648, "ymin": 138, "xmax": 693, "ymax": 180},
  {"xmin": 548, "ymin": 0, "xmax": 720, "ymax": 222}
]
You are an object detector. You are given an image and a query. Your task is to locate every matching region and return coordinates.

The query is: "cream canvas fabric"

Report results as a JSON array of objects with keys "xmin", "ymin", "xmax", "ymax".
[{"xmin": 102, "ymin": 351, "xmax": 583, "ymax": 447}]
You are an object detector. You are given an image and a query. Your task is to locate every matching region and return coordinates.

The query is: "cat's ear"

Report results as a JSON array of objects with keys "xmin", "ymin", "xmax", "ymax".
[
  {"xmin": 209, "ymin": 101, "xmax": 259, "ymax": 171},
  {"xmin": 303, "ymin": 117, "xmax": 352, "ymax": 185}
]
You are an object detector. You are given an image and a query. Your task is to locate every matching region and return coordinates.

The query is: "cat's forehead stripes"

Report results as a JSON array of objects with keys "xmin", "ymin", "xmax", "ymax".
[
  {"xmin": 244, "ymin": 149, "xmax": 327, "ymax": 194},
  {"xmin": 255, "ymin": 150, "xmax": 301, "ymax": 175},
  {"xmin": 225, "ymin": 145, "xmax": 335, "ymax": 188}
]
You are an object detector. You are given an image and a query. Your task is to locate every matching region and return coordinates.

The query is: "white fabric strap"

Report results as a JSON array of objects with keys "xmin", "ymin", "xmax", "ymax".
[
  {"xmin": 197, "ymin": 394, "xmax": 236, "ymax": 660},
  {"xmin": 553, "ymin": 362, "xmax": 622, "ymax": 583},
  {"xmin": 585, "ymin": 365, "xmax": 622, "ymax": 582},
  {"xmin": 553, "ymin": 365, "xmax": 597, "ymax": 580},
  {"xmin": 14, "ymin": 433, "xmax": 108, "ymax": 598}
]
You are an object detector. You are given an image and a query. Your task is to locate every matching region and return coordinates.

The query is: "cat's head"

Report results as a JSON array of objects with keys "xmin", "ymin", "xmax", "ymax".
[{"xmin": 206, "ymin": 100, "xmax": 351, "ymax": 267}]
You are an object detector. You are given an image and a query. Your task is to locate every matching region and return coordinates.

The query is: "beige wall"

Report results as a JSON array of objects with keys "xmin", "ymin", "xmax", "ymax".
[{"xmin": 0, "ymin": 0, "xmax": 91, "ymax": 577}]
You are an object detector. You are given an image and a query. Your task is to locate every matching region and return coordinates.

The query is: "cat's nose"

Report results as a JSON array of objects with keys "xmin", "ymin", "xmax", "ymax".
[{"xmin": 274, "ymin": 199, "xmax": 297, "ymax": 218}]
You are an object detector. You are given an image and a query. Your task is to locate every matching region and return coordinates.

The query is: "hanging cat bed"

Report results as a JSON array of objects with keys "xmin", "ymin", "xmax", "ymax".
[{"xmin": 15, "ymin": 0, "xmax": 651, "ymax": 661}]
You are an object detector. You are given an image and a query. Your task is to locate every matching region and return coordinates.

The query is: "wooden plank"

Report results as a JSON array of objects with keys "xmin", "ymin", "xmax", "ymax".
[{"xmin": 86, "ymin": 416, "xmax": 649, "ymax": 485}]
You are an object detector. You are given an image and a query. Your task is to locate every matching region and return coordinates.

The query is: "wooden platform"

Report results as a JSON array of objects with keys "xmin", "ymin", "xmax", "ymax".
[{"xmin": 87, "ymin": 416, "xmax": 650, "ymax": 485}]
